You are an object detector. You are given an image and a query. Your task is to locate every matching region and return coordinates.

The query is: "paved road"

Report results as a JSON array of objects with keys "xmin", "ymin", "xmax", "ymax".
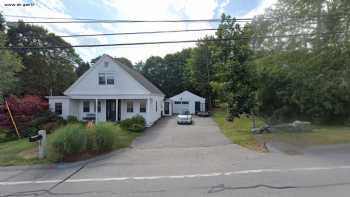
[{"xmin": 1, "ymin": 117, "xmax": 350, "ymax": 196}]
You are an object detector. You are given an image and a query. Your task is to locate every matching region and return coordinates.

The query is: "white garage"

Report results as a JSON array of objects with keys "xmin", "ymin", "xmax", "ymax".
[{"xmin": 167, "ymin": 91, "xmax": 206, "ymax": 114}]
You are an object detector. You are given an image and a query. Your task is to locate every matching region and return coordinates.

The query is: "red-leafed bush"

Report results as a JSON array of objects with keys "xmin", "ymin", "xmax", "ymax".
[{"xmin": 0, "ymin": 95, "xmax": 49, "ymax": 138}]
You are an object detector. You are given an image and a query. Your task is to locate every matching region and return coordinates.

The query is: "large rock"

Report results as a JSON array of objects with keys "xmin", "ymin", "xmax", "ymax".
[{"xmin": 252, "ymin": 120, "xmax": 312, "ymax": 134}]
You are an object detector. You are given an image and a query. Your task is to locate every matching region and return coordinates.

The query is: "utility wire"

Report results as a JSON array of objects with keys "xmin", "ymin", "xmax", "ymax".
[
  {"xmin": 0, "ymin": 31, "xmax": 348, "ymax": 50},
  {"xmin": 59, "ymin": 28, "xmax": 219, "ymax": 37},
  {"xmin": 5, "ymin": 18, "xmax": 251, "ymax": 24},
  {"xmin": 3, "ymin": 13, "xmax": 350, "ymax": 24}
]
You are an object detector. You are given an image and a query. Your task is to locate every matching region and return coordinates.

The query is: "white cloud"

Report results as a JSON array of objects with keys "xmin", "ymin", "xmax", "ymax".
[
  {"xmin": 218, "ymin": 0, "xmax": 230, "ymax": 15},
  {"xmin": 98, "ymin": 0, "xmax": 221, "ymax": 62},
  {"xmin": 1, "ymin": 0, "xmax": 105, "ymax": 62},
  {"xmin": 240, "ymin": 0, "xmax": 277, "ymax": 18},
  {"xmin": 0, "ymin": 0, "xmax": 232, "ymax": 62}
]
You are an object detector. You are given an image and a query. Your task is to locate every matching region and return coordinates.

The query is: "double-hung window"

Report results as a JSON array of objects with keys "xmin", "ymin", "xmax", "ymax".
[
  {"xmin": 83, "ymin": 101, "xmax": 90, "ymax": 112},
  {"xmin": 127, "ymin": 101, "xmax": 133, "ymax": 112},
  {"xmin": 98, "ymin": 73, "xmax": 106, "ymax": 85},
  {"xmin": 99, "ymin": 73, "xmax": 115, "ymax": 85},
  {"xmin": 55, "ymin": 103, "xmax": 62, "ymax": 115},
  {"xmin": 140, "ymin": 101, "xmax": 146, "ymax": 113}
]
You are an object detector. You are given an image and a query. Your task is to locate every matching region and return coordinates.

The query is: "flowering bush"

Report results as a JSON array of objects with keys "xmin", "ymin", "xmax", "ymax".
[{"xmin": 0, "ymin": 95, "xmax": 49, "ymax": 137}]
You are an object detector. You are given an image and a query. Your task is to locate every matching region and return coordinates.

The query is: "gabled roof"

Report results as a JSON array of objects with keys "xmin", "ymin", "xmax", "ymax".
[
  {"xmin": 112, "ymin": 57, "xmax": 164, "ymax": 96},
  {"xmin": 64, "ymin": 54, "xmax": 164, "ymax": 96},
  {"xmin": 170, "ymin": 90, "xmax": 205, "ymax": 101}
]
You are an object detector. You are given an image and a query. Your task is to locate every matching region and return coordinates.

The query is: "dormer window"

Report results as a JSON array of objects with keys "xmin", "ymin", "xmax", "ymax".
[{"xmin": 99, "ymin": 73, "xmax": 115, "ymax": 85}]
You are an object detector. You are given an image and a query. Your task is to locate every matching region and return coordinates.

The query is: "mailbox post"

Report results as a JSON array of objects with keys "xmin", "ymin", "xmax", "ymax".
[
  {"xmin": 38, "ymin": 130, "xmax": 47, "ymax": 159},
  {"xmin": 28, "ymin": 130, "xmax": 47, "ymax": 159}
]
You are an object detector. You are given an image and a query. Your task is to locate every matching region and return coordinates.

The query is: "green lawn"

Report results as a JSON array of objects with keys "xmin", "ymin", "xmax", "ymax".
[
  {"xmin": 213, "ymin": 108, "xmax": 350, "ymax": 150},
  {"xmin": 259, "ymin": 126, "xmax": 350, "ymax": 147},
  {"xmin": 0, "ymin": 138, "xmax": 48, "ymax": 166},
  {"xmin": 0, "ymin": 124, "xmax": 141, "ymax": 166},
  {"xmin": 212, "ymin": 108, "xmax": 266, "ymax": 151}
]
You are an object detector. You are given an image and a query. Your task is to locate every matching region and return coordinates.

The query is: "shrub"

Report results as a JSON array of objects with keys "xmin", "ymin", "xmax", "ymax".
[
  {"xmin": 67, "ymin": 116, "xmax": 79, "ymax": 123},
  {"xmin": 128, "ymin": 123, "xmax": 145, "ymax": 132},
  {"xmin": 48, "ymin": 124, "xmax": 87, "ymax": 161},
  {"xmin": 120, "ymin": 115, "xmax": 146, "ymax": 132},
  {"xmin": 0, "ymin": 127, "xmax": 16, "ymax": 143},
  {"xmin": 0, "ymin": 95, "xmax": 48, "ymax": 136},
  {"xmin": 95, "ymin": 122, "xmax": 116, "ymax": 152}
]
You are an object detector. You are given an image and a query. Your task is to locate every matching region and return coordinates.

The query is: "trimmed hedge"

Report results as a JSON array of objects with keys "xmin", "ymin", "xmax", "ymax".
[
  {"xmin": 48, "ymin": 124, "xmax": 87, "ymax": 161},
  {"xmin": 95, "ymin": 122, "xmax": 117, "ymax": 152},
  {"xmin": 48, "ymin": 122, "xmax": 139, "ymax": 162},
  {"xmin": 120, "ymin": 115, "xmax": 146, "ymax": 132}
]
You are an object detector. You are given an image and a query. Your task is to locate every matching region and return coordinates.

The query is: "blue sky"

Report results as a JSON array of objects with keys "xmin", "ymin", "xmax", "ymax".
[{"xmin": 1, "ymin": 0, "xmax": 276, "ymax": 63}]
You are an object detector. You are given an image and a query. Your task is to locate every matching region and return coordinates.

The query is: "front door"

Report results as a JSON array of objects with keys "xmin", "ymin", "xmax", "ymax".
[
  {"xmin": 106, "ymin": 100, "xmax": 116, "ymax": 121},
  {"xmin": 164, "ymin": 102, "xmax": 170, "ymax": 115},
  {"xmin": 195, "ymin": 101, "xmax": 201, "ymax": 113}
]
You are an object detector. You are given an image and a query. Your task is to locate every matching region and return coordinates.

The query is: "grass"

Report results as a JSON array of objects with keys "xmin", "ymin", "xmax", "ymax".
[
  {"xmin": 212, "ymin": 108, "xmax": 266, "ymax": 151},
  {"xmin": 213, "ymin": 107, "xmax": 350, "ymax": 150},
  {"xmin": 0, "ymin": 138, "xmax": 48, "ymax": 166},
  {"xmin": 259, "ymin": 126, "xmax": 350, "ymax": 147},
  {"xmin": 0, "ymin": 123, "xmax": 141, "ymax": 166}
]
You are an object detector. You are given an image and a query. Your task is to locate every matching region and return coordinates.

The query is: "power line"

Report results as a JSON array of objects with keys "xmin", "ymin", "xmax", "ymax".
[
  {"xmin": 3, "ymin": 14, "xmax": 251, "ymax": 23},
  {"xmin": 3, "ymin": 13, "xmax": 350, "ymax": 24},
  {"xmin": 1, "ymin": 31, "xmax": 348, "ymax": 50},
  {"xmin": 59, "ymin": 28, "xmax": 219, "ymax": 37},
  {"xmin": 5, "ymin": 18, "xmax": 252, "ymax": 24}
]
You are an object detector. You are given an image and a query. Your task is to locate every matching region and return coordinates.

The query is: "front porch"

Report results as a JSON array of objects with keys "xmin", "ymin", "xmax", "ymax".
[{"xmin": 74, "ymin": 99, "xmax": 150, "ymax": 123}]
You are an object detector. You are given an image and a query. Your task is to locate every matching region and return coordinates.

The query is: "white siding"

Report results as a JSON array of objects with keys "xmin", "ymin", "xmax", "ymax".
[
  {"xmin": 48, "ymin": 97, "xmax": 70, "ymax": 119},
  {"xmin": 65, "ymin": 56, "xmax": 150, "ymax": 96},
  {"xmin": 170, "ymin": 91, "xmax": 205, "ymax": 114}
]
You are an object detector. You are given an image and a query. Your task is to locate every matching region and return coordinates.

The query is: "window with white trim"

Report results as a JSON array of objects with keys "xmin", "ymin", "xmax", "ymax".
[
  {"xmin": 83, "ymin": 101, "xmax": 90, "ymax": 112},
  {"xmin": 99, "ymin": 73, "xmax": 115, "ymax": 85},
  {"xmin": 127, "ymin": 101, "xmax": 133, "ymax": 112},
  {"xmin": 55, "ymin": 103, "xmax": 62, "ymax": 115},
  {"xmin": 140, "ymin": 100, "xmax": 146, "ymax": 113}
]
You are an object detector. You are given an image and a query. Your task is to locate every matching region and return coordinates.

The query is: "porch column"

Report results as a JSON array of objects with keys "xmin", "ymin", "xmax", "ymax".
[
  {"xmin": 146, "ymin": 97, "xmax": 151, "ymax": 124},
  {"xmin": 95, "ymin": 99, "xmax": 98, "ymax": 123},
  {"xmin": 116, "ymin": 99, "xmax": 118, "ymax": 121}
]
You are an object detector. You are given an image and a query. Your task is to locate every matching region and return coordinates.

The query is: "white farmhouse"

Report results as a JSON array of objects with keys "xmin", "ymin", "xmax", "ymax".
[{"xmin": 47, "ymin": 54, "xmax": 165, "ymax": 126}]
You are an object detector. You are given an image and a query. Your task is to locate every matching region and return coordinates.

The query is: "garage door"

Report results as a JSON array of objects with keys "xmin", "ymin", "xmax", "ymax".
[{"xmin": 173, "ymin": 101, "xmax": 189, "ymax": 114}]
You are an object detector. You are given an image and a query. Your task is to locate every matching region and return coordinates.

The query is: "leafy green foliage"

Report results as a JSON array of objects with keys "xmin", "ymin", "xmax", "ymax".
[
  {"xmin": 75, "ymin": 62, "xmax": 90, "ymax": 77},
  {"xmin": 6, "ymin": 21, "xmax": 80, "ymax": 96},
  {"xmin": 95, "ymin": 122, "xmax": 117, "ymax": 152},
  {"xmin": 252, "ymin": 0, "xmax": 350, "ymax": 123},
  {"xmin": 66, "ymin": 115, "xmax": 80, "ymax": 123},
  {"xmin": 48, "ymin": 122, "xmax": 140, "ymax": 162},
  {"xmin": 48, "ymin": 124, "xmax": 87, "ymax": 161},
  {"xmin": 214, "ymin": 14, "xmax": 257, "ymax": 120},
  {"xmin": 187, "ymin": 38, "xmax": 216, "ymax": 109},
  {"xmin": 120, "ymin": 115, "xmax": 146, "ymax": 132},
  {"xmin": 139, "ymin": 49, "xmax": 193, "ymax": 97},
  {"xmin": 0, "ymin": 32, "xmax": 23, "ymax": 95}
]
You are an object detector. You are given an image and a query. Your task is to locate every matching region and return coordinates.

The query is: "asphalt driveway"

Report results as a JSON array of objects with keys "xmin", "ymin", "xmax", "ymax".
[
  {"xmin": 133, "ymin": 116, "xmax": 231, "ymax": 149},
  {"xmin": 2, "ymin": 117, "xmax": 350, "ymax": 196}
]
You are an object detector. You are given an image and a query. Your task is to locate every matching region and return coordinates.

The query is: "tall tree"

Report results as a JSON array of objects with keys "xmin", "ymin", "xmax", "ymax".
[
  {"xmin": 0, "ymin": 13, "xmax": 5, "ymax": 32},
  {"xmin": 214, "ymin": 14, "xmax": 256, "ymax": 121},
  {"xmin": 75, "ymin": 62, "xmax": 90, "ymax": 77},
  {"xmin": 187, "ymin": 38, "xmax": 215, "ymax": 109},
  {"xmin": 0, "ymin": 32, "xmax": 23, "ymax": 96},
  {"xmin": 140, "ymin": 49, "xmax": 193, "ymax": 97},
  {"xmin": 251, "ymin": 0, "xmax": 350, "ymax": 122},
  {"xmin": 115, "ymin": 57, "xmax": 133, "ymax": 67},
  {"xmin": 6, "ymin": 21, "xmax": 80, "ymax": 96}
]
